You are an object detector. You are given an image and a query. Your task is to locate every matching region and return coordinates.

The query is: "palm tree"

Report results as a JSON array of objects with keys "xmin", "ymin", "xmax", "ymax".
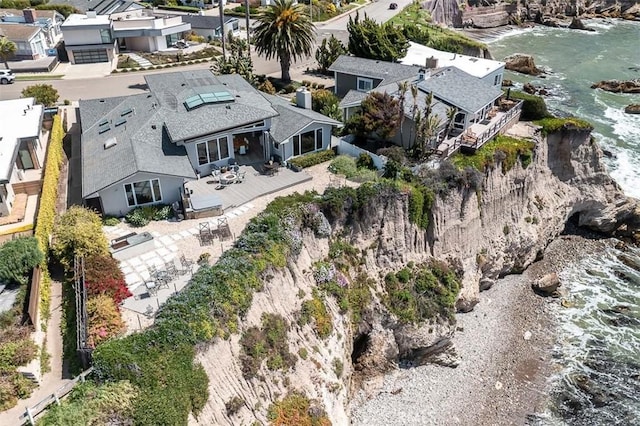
[
  {"xmin": 253, "ymin": 0, "xmax": 315, "ymax": 82},
  {"xmin": 0, "ymin": 38, "xmax": 17, "ymax": 70},
  {"xmin": 444, "ymin": 106, "xmax": 458, "ymax": 140},
  {"xmin": 218, "ymin": 0, "xmax": 226, "ymax": 58},
  {"xmin": 397, "ymin": 81, "xmax": 408, "ymax": 147}
]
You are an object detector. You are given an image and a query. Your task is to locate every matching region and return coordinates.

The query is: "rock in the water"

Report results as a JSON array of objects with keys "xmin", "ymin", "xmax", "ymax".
[
  {"xmin": 602, "ymin": 148, "xmax": 617, "ymax": 159},
  {"xmin": 568, "ymin": 17, "xmax": 595, "ymax": 31},
  {"xmin": 524, "ymin": 331, "xmax": 532, "ymax": 340},
  {"xmin": 523, "ymin": 82, "xmax": 536, "ymax": 94},
  {"xmin": 504, "ymin": 53, "xmax": 542, "ymax": 75},
  {"xmin": 532, "ymin": 272, "xmax": 561, "ymax": 295},
  {"xmin": 624, "ymin": 104, "xmax": 640, "ymax": 114},
  {"xmin": 501, "ymin": 79, "xmax": 513, "ymax": 87},
  {"xmin": 591, "ymin": 79, "xmax": 640, "ymax": 94}
]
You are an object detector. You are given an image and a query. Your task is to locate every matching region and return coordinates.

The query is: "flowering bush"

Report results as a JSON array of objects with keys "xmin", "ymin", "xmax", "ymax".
[
  {"xmin": 313, "ymin": 261, "xmax": 336, "ymax": 285},
  {"xmin": 84, "ymin": 255, "xmax": 132, "ymax": 305},
  {"xmin": 86, "ymin": 295, "xmax": 125, "ymax": 348}
]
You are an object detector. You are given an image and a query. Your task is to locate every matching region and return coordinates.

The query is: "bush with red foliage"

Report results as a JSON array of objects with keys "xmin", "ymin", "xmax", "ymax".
[{"xmin": 84, "ymin": 255, "xmax": 132, "ymax": 305}]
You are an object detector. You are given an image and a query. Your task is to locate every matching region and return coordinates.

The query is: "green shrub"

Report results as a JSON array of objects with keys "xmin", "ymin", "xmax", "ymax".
[
  {"xmin": 225, "ymin": 396, "xmax": 244, "ymax": 416},
  {"xmin": 38, "ymin": 380, "xmax": 138, "ymax": 426},
  {"xmin": 298, "ymin": 347, "xmax": 308, "ymax": 360},
  {"xmin": 0, "ymin": 237, "xmax": 44, "ymax": 285},
  {"xmin": 506, "ymin": 90, "xmax": 550, "ymax": 120},
  {"xmin": 451, "ymin": 135, "xmax": 536, "ymax": 174},
  {"xmin": 268, "ymin": 392, "xmax": 330, "ymax": 425},
  {"xmin": 51, "ymin": 206, "xmax": 109, "ymax": 270},
  {"xmin": 288, "ymin": 150, "xmax": 336, "ymax": 169},
  {"xmin": 383, "ymin": 260, "xmax": 461, "ymax": 323},
  {"xmin": 311, "ymin": 89, "xmax": 339, "ymax": 114},
  {"xmin": 36, "ymin": 114, "xmax": 64, "ymax": 324},
  {"xmin": 299, "ymin": 291, "xmax": 333, "ymax": 339},
  {"xmin": 332, "ymin": 358, "xmax": 343, "ymax": 377},
  {"xmin": 534, "ymin": 117, "xmax": 593, "ymax": 135},
  {"xmin": 356, "ymin": 153, "xmax": 375, "ymax": 170},
  {"xmin": 239, "ymin": 313, "xmax": 295, "ymax": 379},
  {"xmin": 124, "ymin": 204, "xmax": 171, "ymax": 227},
  {"xmin": 328, "ymin": 155, "xmax": 358, "ymax": 177},
  {"xmin": 102, "ymin": 215, "xmax": 121, "ymax": 226}
]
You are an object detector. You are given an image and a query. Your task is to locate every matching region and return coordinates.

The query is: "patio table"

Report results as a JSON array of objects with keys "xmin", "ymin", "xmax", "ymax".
[{"xmin": 220, "ymin": 173, "xmax": 237, "ymax": 185}]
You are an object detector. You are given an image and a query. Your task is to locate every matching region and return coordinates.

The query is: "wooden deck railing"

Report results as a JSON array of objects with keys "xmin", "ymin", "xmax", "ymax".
[
  {"xmin": 440, "ymin": 100, "xmax": 524, "ymax": 159},
  {"xmin": 17, "ymin": 367, "xmax": 94, "ymax": 425}
]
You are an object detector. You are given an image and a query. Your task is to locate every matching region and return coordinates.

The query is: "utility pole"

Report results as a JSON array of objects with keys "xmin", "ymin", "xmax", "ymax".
[
  {"xmin": 219, "ymin": 0, "xmax": 226, "ymax": 59},
  {"xmin": 244, "ymin": 0, "xmax": 251, "ymax": 56}
]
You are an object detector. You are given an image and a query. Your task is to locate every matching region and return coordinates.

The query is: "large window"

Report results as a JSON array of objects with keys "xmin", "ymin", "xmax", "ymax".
[
  {"xmin": 100, "ymin": 29, "xmax": 111, "ymax": 44},
  {"xmin": 357, "ymin": 77, "xmax": 373, "ymax": 92},
  {"xmin": 292, "ymin": 128, "xmax": 323, "ymax": 157},
  {"xmin": 197, "ymin": 136, "xmax": 229, "ymax": 165},
  {"xmin": 124, "ymin": 178, "xmax": 162, "ymax": 207},
  {"xmin": 166, "ymin": 33, "xmax": 179, "ymax": 47}
]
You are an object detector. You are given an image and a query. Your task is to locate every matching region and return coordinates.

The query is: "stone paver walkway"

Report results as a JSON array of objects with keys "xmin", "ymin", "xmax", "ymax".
[{"xmin": 124, "ymin": 52, "xmax": 153, "ymax": 68}]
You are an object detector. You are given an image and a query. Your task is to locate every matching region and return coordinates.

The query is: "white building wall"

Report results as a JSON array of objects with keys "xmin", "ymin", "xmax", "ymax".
[
  {"xmin": 62, "ymin": 28, "xmax": 104, "ymax": 45},
  {"xmin": 481, "ymin": 65, "xmax": 505, "ymax": 87},
  {"xmin": 96, "ymin": 172, "xmax": 187, "ymax": 217}
]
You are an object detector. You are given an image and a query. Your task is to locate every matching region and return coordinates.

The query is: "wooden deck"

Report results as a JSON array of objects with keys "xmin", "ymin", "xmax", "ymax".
[
  {"xmin": 436, "ymin": 100, "xmax": 524, "ymax": 159},
  {"xmin": 184, "ymin": 164, "xmax": 312, "ymax": 212}
]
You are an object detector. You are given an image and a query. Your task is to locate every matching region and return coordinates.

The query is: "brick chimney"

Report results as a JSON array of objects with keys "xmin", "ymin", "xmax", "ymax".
[{"xmin": 23, "ymin": 8, "xmax": 36, "ymax": 24}]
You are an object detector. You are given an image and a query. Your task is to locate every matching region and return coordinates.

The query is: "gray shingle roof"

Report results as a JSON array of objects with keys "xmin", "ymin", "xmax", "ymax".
[
  {"xmin": 144, "ymin": 72, "xmax": 278, "ymax": 141},
  {"xmin": 417, "ymin": 67, "xmax": 503, "ymax": 113},
  {"xmin": 338, "ymin": 90, "xmax": 367, "ymax": 108},
  {"xmin": 264, "ymin": 94, "xmax": 342, "ymax": 143},
  {"xmin": 80, "ymin": 93, "xmax": 195, "ymax": 197},
  {"xmin": 329, "ymin": 55, "xmax": 422, "ymax": 86},
  {"xmin": 0, "ymin": 23, "xmax": 40, "ymax": 41},
  {"xmin": 53, "ymin": 0, "xmax": 141, "ymax": 14}
]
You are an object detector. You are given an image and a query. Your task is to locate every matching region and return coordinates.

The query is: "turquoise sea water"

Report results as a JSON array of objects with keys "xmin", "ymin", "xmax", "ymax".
[
  {"xmin": 487, "ymin": 22, "xmax": 640, "ymax": 425},
  {"xmin": 489, "ymin": 21, "xmax": 640, "ymax": 198}
]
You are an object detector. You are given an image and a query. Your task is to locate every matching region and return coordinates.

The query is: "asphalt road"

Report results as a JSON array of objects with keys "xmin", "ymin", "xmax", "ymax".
[{"xmin": 0, "ymin": 0, "xmax": 412, "ymax": 102}]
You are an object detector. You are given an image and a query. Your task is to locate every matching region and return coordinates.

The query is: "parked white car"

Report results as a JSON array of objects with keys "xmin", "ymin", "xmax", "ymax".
[{"xmin": 0, "ymin": 69, "xmax": 15, "ymax": 84}]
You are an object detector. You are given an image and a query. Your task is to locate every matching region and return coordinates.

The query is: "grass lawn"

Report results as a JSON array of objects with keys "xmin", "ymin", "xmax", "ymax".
[
  {"xmin": 15, "ymin": 74, "xmax": 64, "ymax": 81},
  {"xmin": 389, "ymin": 2, "xmax": 432, "ymax": 26}
]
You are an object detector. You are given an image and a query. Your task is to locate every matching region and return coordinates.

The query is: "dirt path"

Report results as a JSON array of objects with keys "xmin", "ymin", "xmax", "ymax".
[{"xmin": 0, "ymin": 280, "xmax": 71, "ymax": 425}]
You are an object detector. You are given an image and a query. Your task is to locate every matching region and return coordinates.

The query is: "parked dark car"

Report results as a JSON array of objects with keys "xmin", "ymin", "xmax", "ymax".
[{"xmin": 389, "ymin": 2, "xmax": 398, "ymax": 9}]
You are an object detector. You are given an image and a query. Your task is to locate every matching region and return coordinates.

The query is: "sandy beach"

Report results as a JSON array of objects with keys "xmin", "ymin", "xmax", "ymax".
[{"xmin": 351, "ymin": 234, "xmax": 607, "ymax": 425}]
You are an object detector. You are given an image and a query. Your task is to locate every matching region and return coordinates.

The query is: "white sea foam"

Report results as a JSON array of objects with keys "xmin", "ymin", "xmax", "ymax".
[
  {"xmin": 483, "ymin": 26, "xmax": 534, "ymax": 43},
  {"xmin": 603, "ymin": 105, "xmax": 640, "ymax": 142},
  {"xmin": 609, "ymin": 149, "xmax": 640, "ymax": 199}
]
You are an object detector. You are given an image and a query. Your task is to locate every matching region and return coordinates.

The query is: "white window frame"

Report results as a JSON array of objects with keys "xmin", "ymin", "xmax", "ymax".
[
  {"xmin": 196, "ymin": 136, "xmax": 229, "ymax": 165},
  {"xmin": 292, "ymin": 128, "xmax": 323, "ymax": 157},
  {"xmin": 357, "ymin": 77, "xmax": 373, "ymax": 92},
  {"xmin": 124, "ymin": 178, "xmax": 162, "ymax": 207}
]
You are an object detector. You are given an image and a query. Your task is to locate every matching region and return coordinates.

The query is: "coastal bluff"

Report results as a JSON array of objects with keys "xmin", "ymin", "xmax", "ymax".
[{"xmin": 190, "ymin": 123, "xmax": 639, "ymax": 425}]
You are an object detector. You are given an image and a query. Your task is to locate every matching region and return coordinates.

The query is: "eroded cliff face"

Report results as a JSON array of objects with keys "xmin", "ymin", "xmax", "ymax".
[{"xmin": 191, "ymin": 123, "xmax": 638, "ymax": 425}]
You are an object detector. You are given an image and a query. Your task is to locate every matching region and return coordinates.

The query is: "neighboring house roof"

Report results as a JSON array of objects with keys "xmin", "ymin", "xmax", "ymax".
[
  {"xmin": 265, "ymin": 94, "xmax": 342, "ymax": 143},
  {"xmin": 144, "ymin": 71, "xmax": 278, "ymax": 142},
  {"xmin": 0, "ymin": 8, "xmax": 62, "ymax": 21},
  {"xmin": 329, "ymin": 55, "xmax": 422, "ymax": 86},
  {"xmin": 338, "ymin": 89, "xmax": 368, "ymax": 108},
  {"xmin": 417, "ymin": 67, "xmax": 503, "ymax": 113},
  {"xmin": 0, "ymin": 23, "xmax": 41, "ymax": 41},
  {"xmin": 52, "ymin": 0, "xmax": 142, "ymax": 14},
  {"xmin": 61, "ymin": 13, "xmax": 111, "ymax": 28},
  {"xmin": 182, "ymin": 15, "xmax": 237, "ymax": 30},
  {"xmin": 0, "ymin": 98, "xmax": 43, "ymax": 183},
  {"xmin": 80, "ymin": 92, "xmax": 196, "ymax": 198},
  {"xmin": 401, "ymin": 42, "xmax": 505, "ymax": 79}
]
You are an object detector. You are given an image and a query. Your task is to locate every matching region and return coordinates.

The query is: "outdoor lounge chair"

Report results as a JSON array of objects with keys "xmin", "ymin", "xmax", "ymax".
[
  {"xmin": 180, "ymin": 255, "xmax": 195, "ymax": 275},
  {"xmin": 199, "ymin": 222, "xmax": 213, "ymax": 245},
  {"xmin": 235, "ymin": 171, "xmax": 246, "ymax": 183}
]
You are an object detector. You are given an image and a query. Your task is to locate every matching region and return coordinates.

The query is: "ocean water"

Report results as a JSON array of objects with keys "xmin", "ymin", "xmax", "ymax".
[{"xmin": 487, "ymin": 21, "xmax": 640, "ymax": 425}]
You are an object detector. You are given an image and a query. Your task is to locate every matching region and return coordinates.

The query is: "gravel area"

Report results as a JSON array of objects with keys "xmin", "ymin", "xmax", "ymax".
[{"xmin": 350, "ymin": 234, "xmax": 607, "ymax": 426}]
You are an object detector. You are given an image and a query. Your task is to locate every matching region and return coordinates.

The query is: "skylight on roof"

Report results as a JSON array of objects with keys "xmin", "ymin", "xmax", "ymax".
[
  {"xmin": 99, "ymin": 119, "xmax": 108, "ymax": 127},
  {"xmin": 121, "ymin": 108, "xmax": 133, "ymax": 116},
  {"xmin": 115, "ymin": 118, "xmax": 127, "ymax": 127},
  {"xmin": 184, "ymin": 91, "xmax": 235, "ymax": 110},
  {"xmin": 98, "ymin": 125, "xmax": 111, "ymax": 134}
]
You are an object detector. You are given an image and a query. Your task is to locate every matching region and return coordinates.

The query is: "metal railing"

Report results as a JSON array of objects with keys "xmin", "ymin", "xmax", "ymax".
[
  {"xmin": 440, "ymin": 100, "xmax": 524, "ymax": 159},
  {"xmin": 17, "ymin": 368, "xmax": 94, "ymax": 425}
]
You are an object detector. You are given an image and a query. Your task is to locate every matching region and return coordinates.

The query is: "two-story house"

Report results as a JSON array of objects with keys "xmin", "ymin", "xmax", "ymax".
[
  {"xmin": 400, "ymin": 41, "xmax": 506, "ymax": 87},
  {"xmin": 0, "ymin": 98, "xmax": 47, "ymax": 218},
  {"xmin": 80, "ymin": 70, "xmax": 340, "ymax": 216},
  {"xmin": 0, "ymin": 8, "xmax": 64, "ymax": 49},
  {"xmin": 61, "ymin": 12, "xmax": 117, "ymax": 64},
  {"xmin": 0, "ymin": 23, "xmax": 48, "ymax": 60},
  {"xmin": 330, "ymin": 55, "xmax": 503, "ymax": 149}
]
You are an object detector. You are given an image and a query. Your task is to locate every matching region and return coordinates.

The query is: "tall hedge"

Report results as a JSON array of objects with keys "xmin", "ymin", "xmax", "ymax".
[
  {"xmin": 51, "ymin": 206, "xmax": 109, "ymax": 271},
  {"xmin": 35, "ymin": 114, "xmax": 65, "ymax": 326}
]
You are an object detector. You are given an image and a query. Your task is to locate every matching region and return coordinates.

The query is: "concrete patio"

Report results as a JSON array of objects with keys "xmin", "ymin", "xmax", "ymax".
[{"xmin": 185, "ymin": 164, "xmax": 312, "ymax": 213}]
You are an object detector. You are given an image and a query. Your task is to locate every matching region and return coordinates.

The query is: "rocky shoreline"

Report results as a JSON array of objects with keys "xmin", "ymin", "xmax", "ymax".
[{"xmin": 351, "ymin": 234, "xmax": 608, "ymax": 425}]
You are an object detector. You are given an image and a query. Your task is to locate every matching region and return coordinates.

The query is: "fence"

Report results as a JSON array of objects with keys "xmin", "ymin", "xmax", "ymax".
[
  {"xmin": 441, "ymin": 100, "xmax": 523, "ymax": 159},
  {"xmin": 17, "ymin": 368, "xmax": 94, "ymax": 425},
  {"xmin": 336, "ymin": 136, "xmax": 388, "ymax": 170}
]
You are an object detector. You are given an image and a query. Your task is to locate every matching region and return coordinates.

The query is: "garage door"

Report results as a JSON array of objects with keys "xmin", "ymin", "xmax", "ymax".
[{"xmin": 73, "ymin": 49, "xmax": 108, "ymax": 64}]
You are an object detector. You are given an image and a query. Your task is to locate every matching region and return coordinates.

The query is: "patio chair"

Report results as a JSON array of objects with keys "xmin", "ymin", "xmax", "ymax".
[
  {"xmin": 180, "ymin": 255, "xmax": 195, "ymax": 275},
  {"xmin": 164, "ymin": 261, "xmax": 179, "ymax": 279},
  {"xmin": 199, "ymin": 222, "xmax": 213, "ymax": 245},
  {"xmin": 217, "ymin": 216, "xmax": 232, "ymax": 240},
  {"xmin": 232, "ymin": 164, "xmax": 240, "ymax": 173},
  {"xmin": 235, "ymin": 171, "xmax": 246, "ymax": 183},
  {"xmin": 228, "ymin": 157, "xmax": 237, "ymax": 166}
]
